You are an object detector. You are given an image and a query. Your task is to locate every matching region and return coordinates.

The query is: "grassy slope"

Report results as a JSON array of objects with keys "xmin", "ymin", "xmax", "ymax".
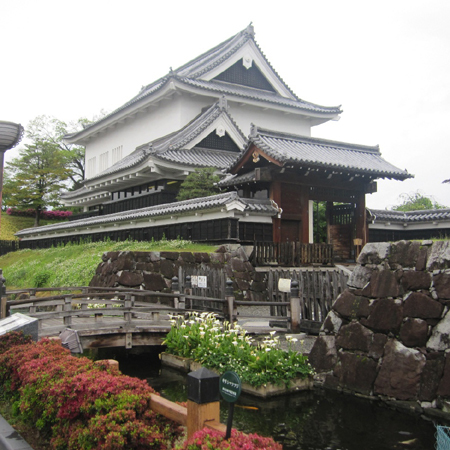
[
  {"xmin": 0, "ymin": 240, "xmax": 217, "ymax": 289},
  {"xmin": 0, "ymin": 213, "xmax": 60, "ymax": 241}
]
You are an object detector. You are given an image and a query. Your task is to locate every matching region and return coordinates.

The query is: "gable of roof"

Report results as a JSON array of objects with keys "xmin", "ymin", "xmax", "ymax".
[
  {"xmin": 229, "ymin": 126, "xmax": 412, "ymax": 181},
  {"xmin": 65, "ymin": 25, "xmax": 341, "ymax": 144},
  {"xmin": 83, "ymin": 100, "xmax": 245, "ymax": 183}
]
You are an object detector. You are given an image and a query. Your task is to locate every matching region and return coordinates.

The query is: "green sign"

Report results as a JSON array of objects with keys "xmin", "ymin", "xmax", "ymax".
[{"xmin": 219, "ymin": 371, "xmax": 241, "ymax": 403}]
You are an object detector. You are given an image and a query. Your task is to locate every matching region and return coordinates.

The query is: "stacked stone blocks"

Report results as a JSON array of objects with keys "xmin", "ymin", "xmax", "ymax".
[{"xmin": 309, "ymin": 240, "xmax": 450, "ymax": 412}]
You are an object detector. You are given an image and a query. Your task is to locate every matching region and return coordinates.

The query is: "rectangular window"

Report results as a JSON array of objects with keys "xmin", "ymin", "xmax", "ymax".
[
  {"xmin": 99, "ymin": 151, "xmax": 109, "ymax": 172},
  {"xmin": 111, "ymin": 145, "xmax": 123, "ymax": 165},
  {"xmin": 87, "ymin": 157, "xmax": 96, "ymax": 178}
]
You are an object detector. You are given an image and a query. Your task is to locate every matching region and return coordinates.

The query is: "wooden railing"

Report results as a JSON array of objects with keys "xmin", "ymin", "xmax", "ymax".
[
  {"xmin": 2, "ymin": 282, "xmax": 301, "ymax": 337},
  {"xmin": 252, "ymin": 242, "xmax": 334, "ymax": 266}
]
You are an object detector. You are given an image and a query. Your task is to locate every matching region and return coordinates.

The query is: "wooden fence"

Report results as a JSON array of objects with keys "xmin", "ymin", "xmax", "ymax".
[
  {"xmin": 267, "ymin": 268, "xmax": 349, "ymax": 334},
  {"xmin": 1, "ymin": 283, "xmax": 297, "ymax": 340},
  {"xmin": 0, "ymin": 240, "xmax": 19, "ymax": 256},
  {"xmin": 252, "ymin": 242, "xmax": 334, "ymax": 266}
]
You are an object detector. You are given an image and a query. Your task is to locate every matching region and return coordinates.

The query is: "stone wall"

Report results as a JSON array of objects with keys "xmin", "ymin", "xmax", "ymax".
[
  {"xmin": 309, "ymin": 240, "xmax": 450, "ymax": 415},
  {"xmin": 89, "ymin": 245, "xmax": 266, "ymax": 301}
]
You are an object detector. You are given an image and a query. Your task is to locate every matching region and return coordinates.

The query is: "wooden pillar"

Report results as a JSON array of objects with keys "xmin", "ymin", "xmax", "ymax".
[
  {"xmin": 270, "ymin": 181, "xmax": 282, "ymax": 243},
  {"xmin": 0, "ymin": 297, "xmax": 7, "ymax": 319},
  {"xmin": 326, "ymin": 201, "xmax": 333, "ymax": 244},
  {"xmin": 355, "ymin": 191, "xmax": 368, "ymax": 246},
  {"xmin": 187, "ymin": 400, "xmax": 221, "ymax": 439},
  {"xmin": 300, "ymin": 186, "xmax": 310, "ymax": 243}
]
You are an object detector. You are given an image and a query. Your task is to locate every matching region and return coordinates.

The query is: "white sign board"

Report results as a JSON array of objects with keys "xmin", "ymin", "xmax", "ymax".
[
  {"xmin": 198, "ymin": 276, "xmax": 207, "ymax": 288},
  {"xmin": 278, "ymin": 278, "xmax": 291, "ymax": 293},
  {"xmin": 191, "ymin": 275, "xmax": 198, "ymax": 287}
]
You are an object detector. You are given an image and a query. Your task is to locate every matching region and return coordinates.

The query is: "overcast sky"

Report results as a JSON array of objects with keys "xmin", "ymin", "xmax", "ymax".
[{"xmin": 1, "ymin": 0, "xmax": 449, "ymax": 210}]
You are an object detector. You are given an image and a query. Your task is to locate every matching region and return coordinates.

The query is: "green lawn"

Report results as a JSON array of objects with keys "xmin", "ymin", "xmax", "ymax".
[
  {"xmin": 0, "ymin": 239, "xmax": 217, "ymax": 289},
  {"xmin": 0, "ymin": 213, "xmax": 61, "ymax": 241}
]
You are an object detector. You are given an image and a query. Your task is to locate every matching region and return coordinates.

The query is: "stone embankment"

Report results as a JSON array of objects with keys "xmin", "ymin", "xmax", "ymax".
[
  {"xmin": 309, "ymin": 240, "xmax": 450, "ymax": 418},
  {"xmin": 89, "ymin": 245, "xmax": 266, "ymax": 301}
]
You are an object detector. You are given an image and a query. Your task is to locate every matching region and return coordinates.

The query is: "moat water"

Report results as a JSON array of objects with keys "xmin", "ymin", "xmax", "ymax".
[{"xmin": 113, "ymin": 350, "xmax": 439, "ymax": 450}]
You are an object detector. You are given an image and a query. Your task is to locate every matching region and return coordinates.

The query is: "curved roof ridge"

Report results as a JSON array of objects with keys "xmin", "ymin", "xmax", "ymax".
[
  {"xmin": 152, "ymin": 97, "xmax": 246, "ymax": 153},
  {"xmin": 16, "ymin": 191, "xmax": 241, "ymax": 237},
  {"xmin": 177, "ymin": 77, "xmax": 341, "ymax": 115},
  {"xmin": 253, "ymin": 126, "xmax": 380, "ymax": 153},
  {"xmin": 176, "ymin": 28, "xmax": 251, "ymax": 78}
]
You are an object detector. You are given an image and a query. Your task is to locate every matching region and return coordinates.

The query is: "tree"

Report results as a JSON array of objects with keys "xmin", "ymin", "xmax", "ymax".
[
  {"xmin": 26, "ymin": 115, "xmax": 88, "ymax": 191},
  {"xmin": 3, "ymin": 141, "xmax": 71, "ymax": 226},
  {"xmin": 176, "ymin": 167, "xmax": 221, "ymax": 201},
  {"xmin": 392, "ymin": 191, "xmax": 447, "ymax": 212},
  {"xmin": 26, "ymin": 112, "xmax": 107, "ymax": 191}
]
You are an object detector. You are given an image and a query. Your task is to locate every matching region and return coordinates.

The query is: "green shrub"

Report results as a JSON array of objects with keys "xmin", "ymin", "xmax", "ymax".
[
  {"xmin": 0, "ymin": 332, "xmax": 183, "ymax": 449},
  {"xmin": 164, "ymin": 312, "xmax": 314, "ymax": 388}
]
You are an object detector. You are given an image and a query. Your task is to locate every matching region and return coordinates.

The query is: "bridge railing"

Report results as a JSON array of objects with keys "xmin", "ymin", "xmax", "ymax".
[{"xmin": 2, "ymin": 277, "xmax": 303, "ymax": 335}]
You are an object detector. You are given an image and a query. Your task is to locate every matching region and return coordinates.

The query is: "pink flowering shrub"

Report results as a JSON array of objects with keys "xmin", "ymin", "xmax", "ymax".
[
  {"xmin": 0, "ymin": 332, "xmax": 183, "ymax": 450},
  {"xmin": 6, "ymin": 208, "xmax": 72, "ymax": 220},
  {"xmin": 178, "ymin": 428, "xmax": 282, "ymax": 450}
]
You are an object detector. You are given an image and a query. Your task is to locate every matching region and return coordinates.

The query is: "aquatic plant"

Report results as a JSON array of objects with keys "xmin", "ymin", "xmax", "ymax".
[{"xmin": 163, "ymin": 312, "xmax": 314, "ymax": 387}]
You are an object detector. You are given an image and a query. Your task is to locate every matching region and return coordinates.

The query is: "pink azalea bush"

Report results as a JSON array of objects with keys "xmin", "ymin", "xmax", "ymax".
[
  {"xmin": 178, "ymin": 428, "xmax": 282, "ymax": 450},
  {"xmin": 6, "ymin": 208, "xmax": 72, "ymax": 220},
  {"xmin": 0, "ymin": 332, "xmax": 183, "ymax": 450}
]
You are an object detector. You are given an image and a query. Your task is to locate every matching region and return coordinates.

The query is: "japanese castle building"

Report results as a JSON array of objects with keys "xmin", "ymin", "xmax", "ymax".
[{"xmin": 16, "ymin": 24, "xmax": 411, "ymax": 259}]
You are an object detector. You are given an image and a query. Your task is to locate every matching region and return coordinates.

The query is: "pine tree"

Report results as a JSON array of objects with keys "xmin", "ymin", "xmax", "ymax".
[{"xmin": 176, "ymin": 167, "xmax": 221, "ymax": 201}]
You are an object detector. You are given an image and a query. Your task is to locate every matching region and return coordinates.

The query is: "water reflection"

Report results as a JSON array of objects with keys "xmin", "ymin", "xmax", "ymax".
[{"xmin": 117, "ymin": 352, "xmax": 437, "ymax": 450}]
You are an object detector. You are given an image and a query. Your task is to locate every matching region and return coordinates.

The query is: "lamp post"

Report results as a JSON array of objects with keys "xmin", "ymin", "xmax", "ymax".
[{"xmin": 0, "ymin": 121, "xmax": 24, "ymax": 229}]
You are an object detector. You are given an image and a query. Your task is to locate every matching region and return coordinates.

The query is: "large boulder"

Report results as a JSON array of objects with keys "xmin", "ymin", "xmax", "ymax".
[
  {"xmin": 427, "ymin": 241, "xmax": 450, "ymax": 271},
  {"xmin": 337, "ymin": 351, "xmax": 378, "ymax": 395},
  {"xmin": 362, "ymin": 299, "xmax": 403, "ymax": 333},
  {"xmin": 336, "ymin": 322, "xmax": 373, "ymax": 352},
  {"xmin": 308, "ymin": 336, "xmax": 338, "ymax": 372},
  {"xmin": 374, "ymin": 339, "xmax": 426, "ymax": 400},
  {"xmin": 399, "ymin": 318, "xmax": 428, "ymax": 348},
  {"xmin": 427, "ymin": 310, "xmax": 450, "ymax": 351},
  {"xmin": 362, "ymin": 270, "xmax": 401, "ymax": 299},
  {"xmin": 332, "ymin": 290, "xmax": 370, "ymax": 319}
]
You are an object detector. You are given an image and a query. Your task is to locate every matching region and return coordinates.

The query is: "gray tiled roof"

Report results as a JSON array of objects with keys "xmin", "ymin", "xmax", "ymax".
[
  {"xmin": 232, "ymin": 127, "xmax": 412, "ymax": 180},
  {"xmin": 218, "ymin": 171, "xmax": 257, "ymax": 187},
  {"xmin": 368, "ymin": 208, "xmax": 450, "ymax": 223},
  {"xmin": 154, "ymin": 148, "xmax": 238, "ymax": 169},
  {"xmin": 84, "ymin": 101, "xmax": 245, "ymax": 182},
  {"xmin": 60, "ymin": 186, "xmax": 89, "ymax": 200},
  {"xmin": 66, "ymin": 25, "xmax": 341, "ymax": 141},
  {"xmin": 16, "ymin": 192, "xmax": 278, "ymax": 237},
  {"xmin": 177, "ymin": 77, "xmax": 341, "ymax": 114}
]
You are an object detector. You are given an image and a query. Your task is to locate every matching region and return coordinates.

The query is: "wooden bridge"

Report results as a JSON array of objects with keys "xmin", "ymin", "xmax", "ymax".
[{"xmin": 2, "ymin": 282, "xmax": 299, "ymax": 350}]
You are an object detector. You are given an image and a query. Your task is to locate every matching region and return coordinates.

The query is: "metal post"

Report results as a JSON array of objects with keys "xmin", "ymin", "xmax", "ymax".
[{"xmin": 290, "ymin": 280, "xmax": 301, "ymax": 333}]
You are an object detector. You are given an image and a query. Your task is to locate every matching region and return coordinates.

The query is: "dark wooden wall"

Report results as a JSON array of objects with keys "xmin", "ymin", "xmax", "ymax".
[{"xmin": 19, "ymin": 219, "xmax": 273, "ymax": 250}]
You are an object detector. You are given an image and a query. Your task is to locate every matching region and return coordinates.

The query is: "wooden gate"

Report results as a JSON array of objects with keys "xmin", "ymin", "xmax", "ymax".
[
  {"xmin": 267, "ymin": 268, "xmax": 349, "ymax": 334},
  {"xmin": 252, "ymin": 242, "xmax": 333, "ymax": 266}
]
